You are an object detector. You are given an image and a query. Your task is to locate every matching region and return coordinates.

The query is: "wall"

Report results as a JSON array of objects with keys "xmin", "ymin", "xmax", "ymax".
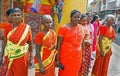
[
  {"xmin": 0, "ymin": 0, "xmax": 1, "ymax": 22},
  {"xmin": 54, "ymin": 0, "xmax": 87, "ymax": 32},
  {"xmin": 0, "ymin": 0, "xmax": 10, "ymax": 22},
  {"xmin": 13, "ymin": 0, "xmax": 87, "ymax": 33}
]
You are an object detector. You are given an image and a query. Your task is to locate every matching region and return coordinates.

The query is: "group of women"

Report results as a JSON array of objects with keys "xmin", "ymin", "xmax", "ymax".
[{"xmin": 0, "ymin": 8, "xmax": 115, "ymax": 76}]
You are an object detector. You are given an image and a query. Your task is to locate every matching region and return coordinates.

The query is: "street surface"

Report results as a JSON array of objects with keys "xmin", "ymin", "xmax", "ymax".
[{"xmin": 108, "ymin": 44, "xmax": 120, "ymax": 76}]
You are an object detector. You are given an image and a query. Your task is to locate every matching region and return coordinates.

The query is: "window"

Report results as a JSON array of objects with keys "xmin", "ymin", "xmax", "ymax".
[
  {"xmin": 0, "ymin": 0, "xmax": 1, "ymax": 22},
  {"xmin": 107, "ymin": 0, "xmax": 116, "ymax": 3}
]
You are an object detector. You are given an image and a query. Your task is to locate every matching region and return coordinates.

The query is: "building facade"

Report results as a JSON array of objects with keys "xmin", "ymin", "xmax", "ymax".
[
  {"xmin": 0, "ymin": 0, "xmax": 11, "ymax": 22},
  {"xmin": 88, "ymin": 0, "xmax": 120, "ymax": 31}
]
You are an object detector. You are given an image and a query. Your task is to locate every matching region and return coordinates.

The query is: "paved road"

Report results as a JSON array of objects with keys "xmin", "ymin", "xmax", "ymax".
[
  {"xmin": 108, "ymin": 43, "xmax": 120, "ymax": 76},
  {"xmin": 28, "ymin": 66, "xmax": 59, "ymax": 76},
  {"xmin": 114, "ymin": 33, "xmax": 120, "ymax": 45}
]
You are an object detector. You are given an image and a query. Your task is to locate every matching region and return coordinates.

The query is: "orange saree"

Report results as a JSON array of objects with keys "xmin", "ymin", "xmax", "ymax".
[
  {"xmin": 34, "ymin": 29, "xmax": 57, "ymax": 76},
  {"xmin": 58, "ymin": 24, "xmax": 85, "ymax": 76},
  {"xmin": 0, "ymin": 22, "xmax": 10, "ymax": 29},
  {"xmin": 92, "ymin": 25, "xmax": 115, "ymax": 76},
  {"xmin": 4, "ymin": 23, "xmax": 32, "ymax": 76},
  {"xmin": 0, "ymin": 22, "xmax": 11, "ymax": 36},
  {"xmin": 0, "ymin": 22, "xmax": 13, "ymax": 76}
]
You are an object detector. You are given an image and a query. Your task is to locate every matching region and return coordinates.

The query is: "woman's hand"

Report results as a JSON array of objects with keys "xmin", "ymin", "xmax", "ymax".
[
  {"xmin": 55, "ymin": 53, "xmax": 64, "ymax": 70},
  {"xmin": 28, "ymin": 59, "xmax": 32, "ymax": 67},
  {"xmin": 82, "ymin": 56, "xmax": 85, "ymax": 62},
  {"xmin": 56, "ymin": 60, "xmax": 64, "ymax": 70},
  {"xmin": 100, "ymin": 50, "xmax": 104, "ymax": 56},
  {"xmin": 84, "ymin": 40, "xmax": 92, "ymax": 47},
  {"xmin": 0, "ymin": 57, "xmax": 3, "ymax": 66},
  {"xmin": 40, "ymin": 66, "xmax": 45, "ymax": 74},
  {"xmin": 99, "ymin": 43, "xmax": 104, "ymax": 56}
]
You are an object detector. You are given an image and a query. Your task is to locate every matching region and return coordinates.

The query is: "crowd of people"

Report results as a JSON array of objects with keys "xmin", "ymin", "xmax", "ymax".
[{"xmin": 0, "ymin": 8, "xmax": 116, "ymax": 76}]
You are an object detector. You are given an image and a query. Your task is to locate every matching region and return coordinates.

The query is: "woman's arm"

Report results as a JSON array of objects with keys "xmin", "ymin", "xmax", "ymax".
[
  {"xmin": 28, "ymin": 40, "xmax": 33, "ymax": 66},
  {"xmin": 83, "ymin": 31, "xmax": 92, "ymax": 48},
  {"xmin": 0, "ymin": 38, "xmax": 7, "ymax": 65},
  {"xmin": 82, "ymin": 40, "xmax": 85, "ymax": 62},
  {"xmin": 56, "ymin": 36, "xmax": 64, "ymax": 70},
  {"xmin": 27, "ymin": 28, "xmax": 33, "ymax": 67},
  {"xmin": 98, "ymin": 35, "xmax": 104, "ymax": 56},
  {"xmin": 56, "ymin": 36, "xmax": 63, "ymax": 53},
  {"xmin": 36, "ymin": 44, "xmax": 45, "ymax": 74},
  {"xmin": 56, "ymin": 36, "xmax": 63, "ymax": 60},
  {"xmin": 0, "ymin": 29, "xmax": 5, "ymax": 40}
]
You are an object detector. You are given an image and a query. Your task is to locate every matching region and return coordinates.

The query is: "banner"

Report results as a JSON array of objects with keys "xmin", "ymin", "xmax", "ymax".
[
  {"xmin": 24, "ymin": 14, "xmax": 41, "ymax": 39},
  {"xmin": 25, "ymin": 3, "xmax": 52, "ymax": 14},
  {"xmin": 13, "ymin": 1, "xmax": 24, "ymax": 11}
]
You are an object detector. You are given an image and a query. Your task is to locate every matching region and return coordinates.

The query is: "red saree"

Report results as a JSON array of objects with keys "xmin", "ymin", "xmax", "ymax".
[
  {"xmin": 0, "ymin": 22, "xmax": 12, "ymax": 76},
  {"xmin": 79, "ymin": 46, "xmax": 92, "ymax": 76},
  {"xmin": 0, "ymin": 22, "xmax": 10, "ymax": 29},
  {"xmin": 58, "ymin": 24, "xmax": 85, "ymax": 76},
  {"xmin": 79, "ymin": 24, "xmax": 93, "ymax": 76},
  {"xmin": 34, "ymin": 29, "xmax": 57, "ymax": 76},
  {"xmin": 92, "ymin": 25, "xmax": 115, "ymax": 76},
  {"xmin": 4, "ymin": 23, "xmax": 32, "ymax": 76}
]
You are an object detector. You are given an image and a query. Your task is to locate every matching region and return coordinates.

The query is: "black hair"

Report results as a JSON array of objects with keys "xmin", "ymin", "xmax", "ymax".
[
  {"xmin": 70, "ymin": 9, "xmax": 81, "ymax": 18},
  {"xmin": 80, "ymin": 14, "xmax": 87, "ymax": 20},
  {"xmin": 6, "ymin": 8, "xmax": 14, "ymax": 16},
  {"xmin": 91, "ymin": 15, "xmax": 99, "ymax": 23},
  {"xmin": 86, "ymin": 12, "xmax": 90, "ymax": 16},
  {"xmin": 12, "ymin": 8, "xmax": 22, "ymax": 14}
]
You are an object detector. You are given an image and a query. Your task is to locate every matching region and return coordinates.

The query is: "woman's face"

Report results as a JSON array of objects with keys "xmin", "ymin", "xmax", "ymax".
[
  {"xmin": 71, "ymin": 12, "xmax": 81, "ymax": 24},
  {"xmin": 12, "ymin": 12, "xmax": 22, "ymax": 23},
  {"xmin": 107, "ymin": 17, "xmax": 115, "ymax": 25},
  {"xmin": 43, "ymin": 19, "xmax": 53, "ymax": 29},
  {"xmin": 7, "ymin": 13, "xmax": 13, "ymax": 22},
  {"xmin": 96, "ymin": 18, "xmax": 100, "ymax": 22},
  {"xmin": 80, "ymin": 17, "xmax": 87, "ymax": 26},
  {"xmin": 87, "ymin": 14, "xmax": 92, "ymax": 22}
]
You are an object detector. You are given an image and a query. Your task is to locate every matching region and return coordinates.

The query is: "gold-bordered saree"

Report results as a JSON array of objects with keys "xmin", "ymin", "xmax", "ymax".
[
  {"xmin": 4, "ymin": 25, "xmax": 30, "ymax": 70},
  {"xmin": 97, "ymin": 36, "xmax": 112, "ymax": 56},
  {"xmin": 34, "ymin": 29, "xmax": 57, "ymax": 72}
]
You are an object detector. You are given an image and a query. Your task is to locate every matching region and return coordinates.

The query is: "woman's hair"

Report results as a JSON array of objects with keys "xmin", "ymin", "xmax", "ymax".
[
  {"xmin": 105, "ymin": 14, "xmax": 115, "ymax": 21},
  {"xmin": 6, "ymin": 8, "xmax": 14, "ymax": 16},
  {"xmin": 12, "ymin": 8, "xmax": 22, "ymax": 14},
  {"xmin": 80, "ymin": 14, "xmax": 87, "ymax": 20},
  {"xmin": 91, "ymin": 15, "xmax": 99, "ymax": 23},
  {"xmin": 41, "ymin": 15, "xmax": 53, "ymax": 24},
  {"xmin": 70, "ymin": 9, "xmax": 81, "ymax": 18},
  {"xmin": 86, "ymin": 12, "xmax": 91, "ymax": 16}
]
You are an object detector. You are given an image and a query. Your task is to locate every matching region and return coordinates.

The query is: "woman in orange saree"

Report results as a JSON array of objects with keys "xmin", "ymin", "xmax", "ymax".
[
  {"xmin": 91, "ymin": 14, "xmax": 115, "ymax": 76},
  {"xmin": 0, "ymin": 8, "xmax": 13, "ymax": 29},
  {"xmin": 34, "ymin": 15, "xmax": 57, "ymax": 76},
  {"xmin": 0, "ymin": 8, "xmax": 13, "ymax": 43},
  {"xmin": 0, "ymin": 9, "xmax": 14, "ymax": 76},
  {"xmin": 0, "ymin": 8, "xmax": 33, "ymax": 76},
  {"xmin": 56, "ymin": 10, "xmax": 85, "ymax": 76}
]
